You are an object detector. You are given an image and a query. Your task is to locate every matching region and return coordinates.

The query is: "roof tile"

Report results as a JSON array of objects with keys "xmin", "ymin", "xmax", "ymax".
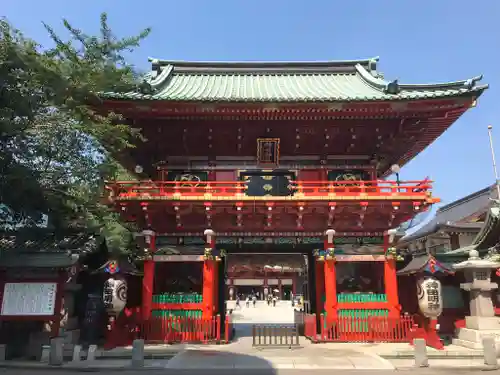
[{"xmin": 100, "ymin": 58, "xmax": 488, "ymax": 102}]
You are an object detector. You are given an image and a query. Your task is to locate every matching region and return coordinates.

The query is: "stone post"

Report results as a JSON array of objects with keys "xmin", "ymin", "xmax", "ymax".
[
  {"xmin": 86, "ymin": 344, "xmax": 97, "ymax": 361},
  {"xmin": 49, "ymin": 337, "xmax": 64, "ymax": 366},
  {"xmin": 482, "ymin": 336, "xmax": 498, "ymax": 368},
  {"xmin": 72, "ymin": 345, "xmax": 82, "ymax": 362},
  {"xmin": 413, "ymin": 338, "xmax": 429, "ymax": 367},
  {"xmin": 131, "ymin": 339, "xmax": 145, "ymax": 368}
]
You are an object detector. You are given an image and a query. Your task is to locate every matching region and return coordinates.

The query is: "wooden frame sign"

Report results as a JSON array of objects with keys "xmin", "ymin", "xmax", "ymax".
[
  {"xmin": 257, "ymin": 138, "xmax": 280, "ymax": 166},
  {"xmin": 1, "ymin": 282, "xmax": 57, "ymax": 317}
]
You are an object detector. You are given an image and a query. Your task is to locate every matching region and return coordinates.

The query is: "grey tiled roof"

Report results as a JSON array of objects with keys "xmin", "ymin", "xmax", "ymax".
[
  {"xmin": 100, "ymin": 57, "xmax": 487, "ymax": 102},
  {"xmin": 400, "ymin": 185, "xmax": 495, "ymax": 243},
  {"xmin": 0, "ymin": 252, "xmax": 79, "ymax": 269},
  {"xmin": 0, "ymin": 230, "xmax": 98, "ymax": 269}
]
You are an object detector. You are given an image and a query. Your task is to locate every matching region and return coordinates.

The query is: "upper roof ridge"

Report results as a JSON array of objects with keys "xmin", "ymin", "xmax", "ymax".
[{"xmin": 147, "ymin": 56, "xmax": 380, "ymax": 74}]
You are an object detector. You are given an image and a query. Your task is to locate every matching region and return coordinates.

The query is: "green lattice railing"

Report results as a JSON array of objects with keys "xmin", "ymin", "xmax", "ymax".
[
  {"xmin": 337, "ymin": 293, "xmax": 387, "ymax": 303},
  {"xmin": 338, "ymin": 309, "xmax": 389, "ymax": 318},
  {"xmin": 152, "ymin": 293, "xmax": 203, "ymax": 303},
  {"xmin": 151, "ymin": 309, "xmax": 203, "ymax": 318}
]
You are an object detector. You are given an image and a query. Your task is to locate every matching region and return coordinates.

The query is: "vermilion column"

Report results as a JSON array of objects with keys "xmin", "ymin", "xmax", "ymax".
[
  {"xmin": 323, "ymin": 229, "xmax": 337, "ymax": 322},
  {"xmin": 384, "ymin": 230, "xmax": 400, "ymax": 318},
  {"xmin": 384, "ymin": 258, "xmax": 400, "ymax": 318},
  {"xmin": 315, "ymin": 260, "xmax": 325, "ymax": 315},
  {"xmin": 213, "ymin": 258, "xmax": 219, "ymax": 314},
  {"xmin": 203, "ymin": 260, "xmax": 216, "ymax": 319},
  {"xmin": 202, "ymin": 229, "xmax": 216, "ymax": 319},
  {"xmin": 324, "ymin": 259, "xmax": 337, "ymax": 322},
  {"xmin": 142, "ymin": 231, "xmax": 156, "ymax": 321}
]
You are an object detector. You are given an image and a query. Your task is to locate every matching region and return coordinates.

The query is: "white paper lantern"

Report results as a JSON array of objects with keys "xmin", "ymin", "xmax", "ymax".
[
  {"xmin": 417, "ymin": 277, "xmax": 443, "ymax": 318},
  {"xmin": 103, "ymin": 277, "xmax": 127, "ymax": 315}
]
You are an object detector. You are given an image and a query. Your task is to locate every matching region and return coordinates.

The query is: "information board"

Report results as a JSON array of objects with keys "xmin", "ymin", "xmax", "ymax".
[{"xmin": 1, "ymin": 282, "xmax": 57, "ymax": 316}]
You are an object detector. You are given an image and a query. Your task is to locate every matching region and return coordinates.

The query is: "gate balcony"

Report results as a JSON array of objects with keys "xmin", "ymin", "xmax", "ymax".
[{"xmin": 105, "ymin": 179, "xmax": 437, "ymax": 203}]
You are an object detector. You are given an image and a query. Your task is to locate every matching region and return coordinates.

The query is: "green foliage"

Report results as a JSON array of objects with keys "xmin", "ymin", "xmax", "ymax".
[{"xmin": 0, "ymin": 13, "xmax": 150, "ymax": 254}]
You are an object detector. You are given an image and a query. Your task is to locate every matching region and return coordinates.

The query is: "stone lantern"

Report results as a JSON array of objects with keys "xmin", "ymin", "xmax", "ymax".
[{"xmin": 452, "ymin": 249, "xmax": 500, "ymax": 349}]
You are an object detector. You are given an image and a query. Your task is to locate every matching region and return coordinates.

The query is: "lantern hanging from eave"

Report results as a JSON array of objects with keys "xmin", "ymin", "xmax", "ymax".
[
  {"xmin": 103, "ymin": 276, "xmax": 128, "ymax": 315},
  {"xmin": 416, "ymin": 276, "xmax": 443, "ymax": 318}
]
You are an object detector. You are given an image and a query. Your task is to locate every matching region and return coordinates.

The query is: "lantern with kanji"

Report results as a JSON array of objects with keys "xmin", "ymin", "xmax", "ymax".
[
  {"xmin": 416, "ymin": 276, "xmax": 443, "ymax": 318},
  {"xmin": 103, "ymin": 277, "xmax": 128, "ymax": 315}
]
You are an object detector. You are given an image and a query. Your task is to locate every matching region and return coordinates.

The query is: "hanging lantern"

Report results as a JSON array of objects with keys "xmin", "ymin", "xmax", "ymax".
[
  {"xmin": 416, "ymin": 277, "xmax": 443, "ymax": 318},
  {"xmin": 103, "ymin": 277, "xmax": 128, "ymax": 315}
]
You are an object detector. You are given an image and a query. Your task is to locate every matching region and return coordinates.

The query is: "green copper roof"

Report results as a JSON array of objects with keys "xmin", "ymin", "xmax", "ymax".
[{"xmin": 100, "ymin": 57, "xmax": 487, "ymax": 102}]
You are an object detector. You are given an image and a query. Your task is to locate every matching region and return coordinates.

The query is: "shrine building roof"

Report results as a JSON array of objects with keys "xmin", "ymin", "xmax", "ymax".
[
  {"xmin": 399, "ymin": 185, "xmax": 495, "ymax": 245},
  {"xmin": 0, "ymin": 229, "xmax": 99, "ymax": 269},
  {"xmin": 100, "ymin": 57, "xmax": 487, "ymax": 103}
]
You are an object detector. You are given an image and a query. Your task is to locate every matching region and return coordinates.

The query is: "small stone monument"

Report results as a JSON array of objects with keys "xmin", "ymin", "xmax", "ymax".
[{"xmin": 452, "ymin": 249, "xmax": 500, "ymax": 349}]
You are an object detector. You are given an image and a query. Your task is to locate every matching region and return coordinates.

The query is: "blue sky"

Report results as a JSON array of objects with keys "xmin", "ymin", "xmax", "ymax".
[{"xmin": 4, "ymin": 0, "xmax": 499, "ymax": 206}]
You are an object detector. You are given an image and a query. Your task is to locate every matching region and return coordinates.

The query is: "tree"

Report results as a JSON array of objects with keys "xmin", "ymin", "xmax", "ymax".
[{"xmin": 0, "ymin": 14, "xmax": 150, "ymax": 253}]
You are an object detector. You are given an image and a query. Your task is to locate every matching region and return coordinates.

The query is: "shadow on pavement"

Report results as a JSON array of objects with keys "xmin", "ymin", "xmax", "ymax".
[{"xmin": 164, "ymin": 349, "xmax": 278, "ymax": 372}]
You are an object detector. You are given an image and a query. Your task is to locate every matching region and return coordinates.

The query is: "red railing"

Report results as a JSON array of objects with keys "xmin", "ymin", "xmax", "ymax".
[
  {"xmin": 305, "ymin": 314, "xmax": 414, "ymax": 343},
  {"xmin": 141, "ymin": 314, "xmax": 234, "ymax": 344},
  {"xmin": 106, "ymin": 179, "xmax": 433, "ymax": 200}
]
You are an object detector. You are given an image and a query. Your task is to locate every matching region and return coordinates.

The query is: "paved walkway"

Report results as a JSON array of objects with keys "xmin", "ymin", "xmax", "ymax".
[
  {"xmin": 159, "ymin": 301, "xmax": 394, "ymax": 370},
  {"xmin": 0, "ymin": 302, "xmax": 493, "ymax": 371}
]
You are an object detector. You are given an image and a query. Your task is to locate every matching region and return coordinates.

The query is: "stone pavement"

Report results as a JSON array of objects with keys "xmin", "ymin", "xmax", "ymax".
[
  {"xmin": 156, "ymin": 301, "xmax": 391, "ymax": 370},
  {"xmin": 0, "ymin": 302, "xmax": 495, "ymax": 371},
  {"xmin": 0, "ymin": 369, "xmax": 495, "ymax": 375}
]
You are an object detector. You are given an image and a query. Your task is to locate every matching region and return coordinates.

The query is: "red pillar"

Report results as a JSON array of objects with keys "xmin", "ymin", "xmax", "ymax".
[
  {"xmin": 315, "ymin": 260, "xmax": 324, "ymax": 315},
  {"xmin": 142, "ymin": 232, "xmax": 156, "ymax": 322},
  {"xmin": 202, "ymin": 230, "xmax": 216, "ymax": 319},
  {"xmin": 323, "ymin": 230, "xmax": 337, "ymax": 322},
  {"xmin": 324, "ymin": 259, "xmax": 337, "ymax": 322},
  {"xmin": 203, "ymin": 260, "xmax": 216, "ymax": 319},
  {"xmin": 384, "ymin": 259, "xmax": 400, "ymax": 317},
  {"xmin": 213, "ymin": 259, "xmax": 219, "ymax": 314},
  {"xmin": 383, "ymin": 231, "xmax": 400, "ymax": 318}
]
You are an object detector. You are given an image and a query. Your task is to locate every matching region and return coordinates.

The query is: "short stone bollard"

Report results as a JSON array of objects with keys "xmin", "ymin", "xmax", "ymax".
[
  {"xmin": 0, "ymin": 344, "xmax": 6, "ymax": 362},
  {"xmin": 131, "ymin": 339, "xmax": 145, "ymax": 368},
  {"xmin": 482, "ymin": 336, "xmax": 498, "ymax": 368},
  {"xmin": 86, "ymin": 344, "xmax": 97, "ymax": 361},
  {"xmin": 72, "ymin": 345, "xmax": 82, "ymax": 362},
  {"xmin": 40, "ymin": 345, "xmax": 50, "ymax": 363},
  {"xmin": 413, "ymin": 338, "xmax": 429, "ymax": 368},
  {"xmin": 49, "ymin": 337, "xmax": 64, "ymax": 366}
]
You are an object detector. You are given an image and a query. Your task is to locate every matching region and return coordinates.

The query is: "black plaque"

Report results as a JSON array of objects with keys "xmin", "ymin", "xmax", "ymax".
[
  {"xmin": 240, "ymin": 171, "xmax": 294, "ymax": 197},
  {"xmin": 327, "ymin": 169, "xmax": 371, "ymax": 186},
  {"xmin": 166, "ymin": 171, "xmax": 208, "ymax": 186},
  {"xmin": 257, "ymin": 138, "xmax": 280, "ymax": 165}
]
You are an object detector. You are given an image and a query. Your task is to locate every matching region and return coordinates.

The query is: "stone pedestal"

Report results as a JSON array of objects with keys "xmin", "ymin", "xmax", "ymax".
[
  {"xmin": 453, "ymin": 317, "xmax": 500, "ymax": 349},
  {"xmin": 452, "ymin": 250, "xmax": 500, "ymax": 350}
]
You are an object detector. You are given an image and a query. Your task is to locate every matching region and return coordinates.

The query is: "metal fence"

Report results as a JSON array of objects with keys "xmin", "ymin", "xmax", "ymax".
[{"xmin": 252, "ymin": 324, "xmax": 300, "ymax": 348}]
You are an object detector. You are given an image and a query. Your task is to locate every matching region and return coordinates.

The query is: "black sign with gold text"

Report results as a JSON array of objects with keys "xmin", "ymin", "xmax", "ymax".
[{"xmin": 240, "ymin": 171, "xmax": 295, "ymax": 197}]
